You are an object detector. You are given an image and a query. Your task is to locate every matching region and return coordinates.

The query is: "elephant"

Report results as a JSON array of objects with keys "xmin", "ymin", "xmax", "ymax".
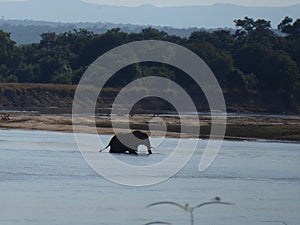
[{"xmin": 99, "ymin": 131, "xmax": 152, "ymax": 155}]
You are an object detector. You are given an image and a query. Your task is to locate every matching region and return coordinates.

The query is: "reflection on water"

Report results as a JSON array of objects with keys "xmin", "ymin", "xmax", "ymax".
[{"xmin": 0, "ymin": 129, "xmax": 299, "ymax": 225}]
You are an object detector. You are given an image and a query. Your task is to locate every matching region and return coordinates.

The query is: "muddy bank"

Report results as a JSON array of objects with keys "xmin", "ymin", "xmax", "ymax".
[{"xmin": 1, "ymin": 112, "xmax": 300, "ymax": 141}]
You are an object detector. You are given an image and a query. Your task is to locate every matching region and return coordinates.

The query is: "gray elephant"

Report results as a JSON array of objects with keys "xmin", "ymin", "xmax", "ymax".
[{"xmin": 99, "ymin": 131, "xmax": 152, "ymax": 155}]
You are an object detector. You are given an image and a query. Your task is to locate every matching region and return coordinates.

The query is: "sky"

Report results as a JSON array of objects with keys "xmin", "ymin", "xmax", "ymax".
[
  {"xmin": 0, "ymin": 0, "xmax": 300, "ymax": 7},
  {"xmin": 82, "ymin": 0, "xmax": 300, "ymax": 7},
  {"xmin": 74, "ymin": 0, "xmax": 300, "ymax": 7}
]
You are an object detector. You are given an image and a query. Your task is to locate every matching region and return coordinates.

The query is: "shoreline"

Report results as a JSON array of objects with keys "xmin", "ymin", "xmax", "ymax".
[{"xmin": 1, "ymin": 112, "xmax": 300, "ymax": 142}]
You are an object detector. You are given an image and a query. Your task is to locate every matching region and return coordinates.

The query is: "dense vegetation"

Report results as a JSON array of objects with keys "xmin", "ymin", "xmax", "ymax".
[{"xmin": 0, "ymin": 17, "xmax": 299, "ymax": 98}]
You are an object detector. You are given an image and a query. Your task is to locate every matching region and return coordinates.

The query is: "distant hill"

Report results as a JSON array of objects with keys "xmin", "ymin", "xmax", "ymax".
[
  {"xmin": 0, "ymin": 19, "xmax": 201, "ymax": 45},
  {"xmin": 0, "ymin": 0, "xmax": 299, "ymax": 28}
]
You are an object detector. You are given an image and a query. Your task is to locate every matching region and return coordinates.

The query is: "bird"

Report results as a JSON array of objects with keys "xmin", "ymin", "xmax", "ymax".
[
  {"xmin": 146, "ymin": 197, "xmax": 233, "ymax": 225},
  {"xmin": 261, "ymin": 220, "xmax": 288, "ymax": 225},
  {"xmin": 144, "ymin": 222, "xmax": 172, "ymax": 225}
]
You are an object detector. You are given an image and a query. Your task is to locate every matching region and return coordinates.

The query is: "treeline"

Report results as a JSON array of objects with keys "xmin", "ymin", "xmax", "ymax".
[
  {"xmin": 0, "ymin": 19, "xmax": 198, "ymax": 45},
  {"xmin": 0, "ymin": 17, "xmax": 300, "ymax": 96}
]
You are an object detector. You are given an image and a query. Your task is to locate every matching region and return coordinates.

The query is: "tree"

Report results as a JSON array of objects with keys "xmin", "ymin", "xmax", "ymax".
[
  {"xmin": 234, "ymin": 17, "xmax": 274, "ymax": 45},
  {"xmin": 39, "ymin": 32, "xmax": 57, "ymax": 48},
  {"xmin": 259, "ymin": 51, "xmax": 299, "ymax": 91},
  {"xmin": 278, "ymin": 16, "xmax": 293, "ymax": 34},
  {"xmin": 57, "ymin": 29, "xmax": 95, "ymax": 69},
  {"xmin": 278, "ymin": 17, "xmax": 300, "ymax": 79},
  {"xmin": 234, "ymin": 17, "xmax": 255, "ymax": 37},
  {"xmin": 82, "ymin": 28, "xmax": 128, "ymax": 66},
  {"xmin": 254, "ymin": 19, "xmax": 271, "ymax": 31},
  {"xmin": 185, "ymin": 42, "xmax": 233, "ymax": 87},
  {"xmin": 235, "ymin": 44, "xmax": 299, "ymax": 91},
  {"xmin": 0, "ymin": 30, "xmax": 22, "ymax": 82},
  {"xmin": 189, "ymin": 29, "xmax": 234, "ymax": 51},
  {"xmin": 0, "ymin": 19, "xmax": 299, "ymax": 101},
  {"xmin": 278, "ymin": 17, "xmax": 300, "ymax": 37},
  {"xmin": 140, "ymin": 27, "xmax": 168, "ymax": 40}
]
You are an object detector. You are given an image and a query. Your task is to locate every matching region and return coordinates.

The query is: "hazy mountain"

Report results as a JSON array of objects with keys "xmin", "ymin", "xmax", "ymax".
[
  {"xmin": 0, "ymin": 0, "xmax": 299, "ymax": 28},
  {"xmin": 0, "ymin": 19, "xmax": 201, "ymax": 45}
]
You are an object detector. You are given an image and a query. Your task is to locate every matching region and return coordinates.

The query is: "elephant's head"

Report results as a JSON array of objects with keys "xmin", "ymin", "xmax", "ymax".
[{"xmin": 133, "ymin": 131, "xmax": 152, "ymax": 154}]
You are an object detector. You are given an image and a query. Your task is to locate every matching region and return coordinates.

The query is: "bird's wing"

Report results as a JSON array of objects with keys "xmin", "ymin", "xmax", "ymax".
[
  {"xmin": 261, "ymin": 220, "xmax": 288, "ymax": 225},
  {"xmin": 146, "ymin": 201, "xmax": 184, "ymax": 209},
  {"xmin": 144, "ymin": 222, "xmax": 172, "ymax": 225},
  {"xmin": 194, "ymin": 201, "xmax": 233, "ymax": 209}
]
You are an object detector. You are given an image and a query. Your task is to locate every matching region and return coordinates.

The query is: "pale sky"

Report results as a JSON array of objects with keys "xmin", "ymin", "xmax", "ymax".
[
  {"xmin": 83, "ymin": 0, "xmax": 300, "ymax": 7},
  {"xmin": 1, "ymin": 0, "xmax": 300, "ymax": 7}
]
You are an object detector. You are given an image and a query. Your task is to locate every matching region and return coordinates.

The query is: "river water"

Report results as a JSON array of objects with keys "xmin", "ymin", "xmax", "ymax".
[{"xmin": 0, "ymin": 129, "xmax": 299, "ymax": 225}]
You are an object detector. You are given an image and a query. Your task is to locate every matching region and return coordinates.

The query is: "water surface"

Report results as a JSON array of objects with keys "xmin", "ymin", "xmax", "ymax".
[{"xmin": 0, "ymin": 129, "xmax": 299, "ymax": 225}]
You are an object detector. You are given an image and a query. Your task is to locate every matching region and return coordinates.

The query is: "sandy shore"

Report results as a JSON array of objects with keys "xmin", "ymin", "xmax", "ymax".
[{"xmin": 1, "ymin": 112, "xmax": 300, "ymax": 141}]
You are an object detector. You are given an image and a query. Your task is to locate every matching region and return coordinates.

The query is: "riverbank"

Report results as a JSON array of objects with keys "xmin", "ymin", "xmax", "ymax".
[
  {"xmin": 1, "ymin": 112, "xmax": 299, "ymax": 142},
  {"xmin": 1, "ymin": 83, "xmax": 299, "ymax": 114}
]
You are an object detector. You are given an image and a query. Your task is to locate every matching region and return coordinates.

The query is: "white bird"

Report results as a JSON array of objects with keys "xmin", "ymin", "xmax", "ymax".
[
  {"xmin": 146, "ymin": 197, "xmax": 233, "ymax": 225},
  {"xmin": 144, "ymin": 222, "xmax": 172, "ymax": 225},
  {"xmin": 261, "ymin": 220, "xmax": 288, "ymax": 225}
]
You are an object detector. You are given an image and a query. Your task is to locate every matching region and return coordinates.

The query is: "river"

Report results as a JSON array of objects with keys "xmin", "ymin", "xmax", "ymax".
[{"xmin": 0, "ymin": 129, "xmax": 299, "ymax": 225}]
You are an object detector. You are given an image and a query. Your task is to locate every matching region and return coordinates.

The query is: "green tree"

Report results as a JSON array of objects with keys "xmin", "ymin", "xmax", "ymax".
[
  {"xmin": 277, "ymin": 17, "xmax": 300, "ymax": 80},
  {"xmin": 278, "ymin": 17, "xmax": 300, "ymax": 36},
  {"xmin": 185, "ymin": 42, "xmax": 233, "ymax": 87},
  {"xmin": 141, "ymin": 27, "xmax": 168, "ymax": 40},
  {"xmin": 235, "ymin": 44, "xmax": 299, "ymax": 91},
  {"xmin": 0, "ymin": 30, "xmax": 22, "ymax": 82},
  {"xmin": 82, "ymin": 28, "xmax": 128, "ymax": 66},
  {"xmin": 234, "ymin": 17, "xmax": 255, "ymax": 38},
  {"xmin": 56, "ymin": 29, "xmax": 95, "ymax": 69},
  {"xmin": 234, "ymin": 17, "xmax": 277, "ymax": 47},
  {"xmin": 278, "ymin": 16, "xmax": 294, "ymax": 34}
]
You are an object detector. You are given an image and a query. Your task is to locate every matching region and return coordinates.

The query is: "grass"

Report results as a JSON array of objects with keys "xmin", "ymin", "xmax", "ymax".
[{"xmin": 225, "ymin": 124, "xmax": 300, "ymax": 141}]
